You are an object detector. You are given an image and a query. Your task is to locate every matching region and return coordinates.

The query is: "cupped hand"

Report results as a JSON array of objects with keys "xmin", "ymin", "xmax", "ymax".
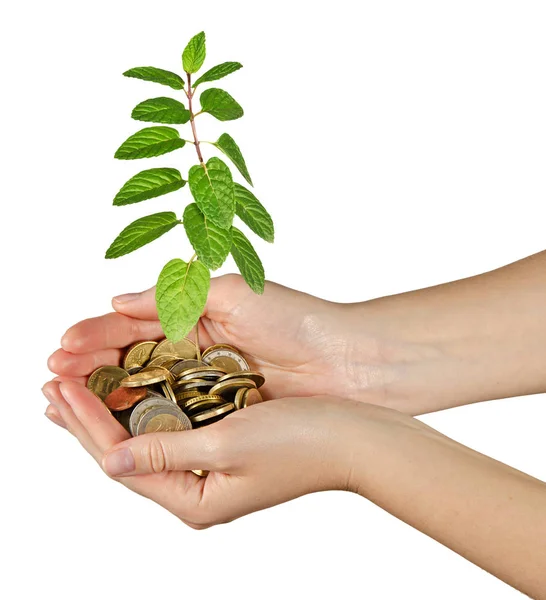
[
  {"xmin": 42, "ymin": 381, "xmax": 366, "ymax": 527},
  {"xmin": 48, "ymin": 274, "xmax": 380, "ymax": 402}
]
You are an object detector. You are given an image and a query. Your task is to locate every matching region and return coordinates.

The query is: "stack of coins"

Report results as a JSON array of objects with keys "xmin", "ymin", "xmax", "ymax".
[{"xmin": 86, "ymin": 338, "xmax": 265, "ymax": 476}]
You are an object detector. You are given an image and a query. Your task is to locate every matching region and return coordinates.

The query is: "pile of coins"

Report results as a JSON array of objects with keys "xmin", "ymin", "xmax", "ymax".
[{"xmin": 86, "ymin": 337, "xmax": 265, "ymax": 476}]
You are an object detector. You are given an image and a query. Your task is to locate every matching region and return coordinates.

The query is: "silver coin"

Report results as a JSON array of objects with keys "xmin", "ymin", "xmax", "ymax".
[
  {"xmin": 170, "ymin": 360, "xmax": 207, "ymax": 378},
  {"xmin": 129, "ymin": 397, "xmax": 179, "ymax": 436},
  {"xmin": 136, "ymin": 404, "xmax": 192, "ymax": 436},
  {"xmin": 202, "ymin": 348, "xmax": 250, "ymax": 372}
]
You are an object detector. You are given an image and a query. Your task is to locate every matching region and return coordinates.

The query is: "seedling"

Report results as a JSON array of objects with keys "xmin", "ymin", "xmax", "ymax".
[{"xmin": 106, "ymin": 32, "xmax": 274, "ymax": 342}]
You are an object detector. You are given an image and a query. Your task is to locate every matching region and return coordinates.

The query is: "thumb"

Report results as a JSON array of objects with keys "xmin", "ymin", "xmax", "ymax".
[
  {"xmin": 101, "ymin": 427, "xmax": 226, "ymax": 477},
  {"xmin": 112, "ymin": 274, "xmax": 253, "ymax": 322},
  {"xmin": 112, "ymin": 286, "xmax": 158, "ymax": 320}
]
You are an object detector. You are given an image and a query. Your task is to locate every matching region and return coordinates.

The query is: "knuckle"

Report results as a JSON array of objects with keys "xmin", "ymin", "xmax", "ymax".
[{"xmin": 142, "ymin": 438, "xmax": 169, "ymax": 473}]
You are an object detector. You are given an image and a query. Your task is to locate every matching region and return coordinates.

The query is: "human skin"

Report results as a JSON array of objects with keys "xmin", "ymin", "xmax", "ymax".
[{"xmin": 44, "ymin": 250, "xmax": 546, "ymax": 597}]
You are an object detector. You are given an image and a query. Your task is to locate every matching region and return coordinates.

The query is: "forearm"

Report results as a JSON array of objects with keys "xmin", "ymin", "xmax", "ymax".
[
  {"xmin": 343, "ymin": 404, "xmax": 546, "ymax": 598},
  {"xmin": 350, "ymin": 250, "xmax": 546, "ymax": 413}
]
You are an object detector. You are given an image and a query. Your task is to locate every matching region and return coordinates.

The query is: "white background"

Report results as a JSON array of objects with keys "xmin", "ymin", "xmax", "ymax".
[{"xmin": 1, "ymin": 1, "xmax": 545, "ymax": 598}]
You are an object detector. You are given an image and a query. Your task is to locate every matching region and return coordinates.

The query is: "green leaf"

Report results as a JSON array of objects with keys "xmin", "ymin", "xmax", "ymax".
[
  {"xmin": 113, "ymin": 168, "xmax": 185, "ymax": 206},
  {"xmin": 234, "ymin": 183, "xmax": 274, "ymax": 243},
  {"xmin": 230, "ymin": 227, "xmax": 265, "ymax": 294},
  {"xmin": 105, "ymin": 212, "xmax": 179, "ymax": 259},
  {"xmin": 194, "ymin": 62, "xmax": 242, "ymax": 87},
  {"xmin": 214, "ymin": 133, "xmax": 253, "ymax": 186},
  {"xmin": 183, "ymin": 32, "xmax": 206, "ymax": 74},
  {"xmin": 114, "ymin": 126, "xmax": 185, "ymax": 160},
  {"xmin": 156, "ymin": 258, "xmax": 210, "ymax": 341},
  {"xmin": 123, "ymin": 67, "xmax": 185, "ymax": 90},
  {"xmin": 183, "ymin": 203, "xmax": 232, "ymax": 270},
  {"xmin": 131, "ymin": 97, "xmax": 190, "ymax": 124},
  {"xmin": 200, "ymin": 88, "xmax": 243, "ymax": 121},
  {"xmin": 188, "ymin": 157, "xmax": 235, "ymax": 229}
]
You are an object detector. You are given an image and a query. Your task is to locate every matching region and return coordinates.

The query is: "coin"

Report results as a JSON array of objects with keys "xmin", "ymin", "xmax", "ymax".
[
  {"xmin": 123, "ymin": 341, "xmax": 158, "ymax": 371},
  {"xmin": 175, "ymin": 390, "xmax": 203, "ymax": 401},
  {"xmin": 87, "ymin": 366, "xmax": 129, "ymax": 401},
  {"xmin": 151, "ymin": 338, "xmax": 197, "ymax": 360},
  {"xmin": 178, "ymin": 366, "xmax": 227, "ymax": 381},
  {"xmin": 192, "ymin": 469, "xmax": 209, "ymax": 477},
  {"xmin": 203, "ymin": 348, "xmax": 250, "ymax": 373},
  {"xmin": 139, "ymin": 365, "xmax": 175, "ymax": 385},
  {"xmin": 127, "ymin": 367, "xmax": 142, "ymax": 375},
  {"xmin": 190, "ymin": 402, "xmax": 235, "ymax": 424},
  {"xmin": 182, "ymin": 394, "xmax": 224, "ymax": 414},
  {"xmin": 216, "ymin": 371, "xmax": 266, "ymax": 388},
  {"xmin": 121, "ymin": 367, "xmax": 169, "ymax": 388},
  {"xmin": 129, "ymin": 397, "xmax": 188, "ymax": 436},
  {"xmin": 160, "ymin": 381, "xmax": 177, "ymax": 404},
  {"xmin": 208, "ymin": 378, "xmax": 257, "ymax": 398},
  {"xmin": 146, "ymin": 354, "xmax": 180, "ymax": 370},
  {"xmin": 173, "ymin": 379, "xmax": 212, "ymax": 394},
  {"xmin": 170, "ymin": 360, "xmax": 207, "ymax": 377},
  {"xmin": 104, "ymin": 386, "xmax": 148, "ymax": 411},
  {"xmin": 142, "ymin": 411, "xmax": 192, "ymax": 435},
  {"xmin": 201, "ymin": 343, "xmax": 241, "ymax": 359},
  {"xmin": 234, "ymin": 387, "xmax": 263, "ymax": 410}
]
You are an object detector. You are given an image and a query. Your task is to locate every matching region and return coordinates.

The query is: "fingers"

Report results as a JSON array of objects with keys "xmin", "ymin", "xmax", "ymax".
[
  {"xmin": 42, "ymin": 381, "xmax": 103, "ymax": 463},
  {"xmin": 45, "ymin": 404, "xmax": 66, "ymax": 429},
  {"xmin": 57, "ymin": 381, "xmax": 130, "ymax": 452},
  {"xmin": 61, "ymin": 312, "xmax": 163, "ymax": 354},
  {"xmin": 111, "ymin": 287, "xmax": 158, "ymax": 320},
  {"xmin": 102, "ymin": 424, "xmax": 229, "ymax": 477},
  {"xmin": 113, "ymin": 274, "xmax": 253, "ymax": 323},
  {"xmin": 53, "ymin": 375, "xmax": 88, "ymax": 386},
  {"xmin": 48, "ymin": 348, "xmax": 122, "ymax": 376}
]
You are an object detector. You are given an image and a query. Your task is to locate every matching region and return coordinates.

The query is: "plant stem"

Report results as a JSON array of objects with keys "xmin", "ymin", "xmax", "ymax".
[
  {"xmin": 187, "ymin": 73, "xmax": 205, "ymax": 165},
  {"xmin": 186, "ymin": 80, "xmax": 204, "ymax": 360}
]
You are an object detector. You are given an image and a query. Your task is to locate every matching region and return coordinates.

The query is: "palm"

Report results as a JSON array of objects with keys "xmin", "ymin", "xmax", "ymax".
[{"xmin": 50, "ymin": 274, "xmax": 365, "ymax": 402}]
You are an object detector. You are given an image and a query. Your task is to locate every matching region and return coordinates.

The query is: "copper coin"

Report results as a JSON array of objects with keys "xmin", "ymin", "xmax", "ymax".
[{"xmin": 104, "ymin": 386, "xmax": 147, "ymax": 412}]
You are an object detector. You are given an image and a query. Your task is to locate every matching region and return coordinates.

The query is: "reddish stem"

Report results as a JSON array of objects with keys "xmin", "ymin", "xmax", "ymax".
[{"xmin": 187, "ymin": 73, "xmax": 205, "ymax": 165}]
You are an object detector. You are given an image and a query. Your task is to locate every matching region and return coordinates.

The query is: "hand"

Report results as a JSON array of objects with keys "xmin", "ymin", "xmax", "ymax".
[
  {"xmin": 42, "ymin": 380, "xmax": 369, "ymax": 527},
  {"xmin": 48, "ymin": 274, "xmax": 388, "ymax": 403}
]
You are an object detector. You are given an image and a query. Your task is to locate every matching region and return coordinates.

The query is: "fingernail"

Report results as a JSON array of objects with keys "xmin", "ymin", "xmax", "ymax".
[
  {"xmin": 113, "ymin": 293, "xmax": 140, "ymax": 303},
  {"xmin": 45, "ymin": 406, "xmax": 66, "ymax": 429},
  {"xmin": 103, "ymin": 448, "xmax": 135, "ymax": 476}
]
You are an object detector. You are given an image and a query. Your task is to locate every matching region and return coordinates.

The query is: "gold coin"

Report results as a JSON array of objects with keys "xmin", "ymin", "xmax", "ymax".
[
  {"xmin": 234, "ymin": 387, "xmax": 263, "ymax": 410},
  {"xmin": 172, "ymin": 379, "xmax": 212, "ymax": 394},
  {"xmin": 203, "ymin": 348, "xmax": 250, "ymax": 373},
  {"xmin": 178, "ymin": 366, "xmax": 227, "ymax": 381},
  {"xmin": 143, "ymin": 412, "xmax": 192, "ymax": 434},
  {"xmin": 123, "ymin": 341, "xmax": 158, "ymax": 371},
  {"xmin": 160, "ymin": 381, "xmax": 177, "ymax": 404},
  {"xmin": 208, "ymin": 378, "xmax": 257, "ymax": 398},
  {"xmin": 192, "ymin": 469, "xmax": 209, "ymax": 477},
  {"xmin": 175, "ymin": 390, "xmax": 203, "ymax": 401},
  {"xmin": 146, "ymin": 354, "xmax": 180, "ymax": 370},
  {"xmin": 201, "ymin": 343, "xmax": 241, "ymax": 359},
  {"xmin": 150, "ymin": 338, "xmax": 197, "ymax": 360},
  {"xmin": 216, "ymin": 371, "xmax": 266, "ymax": 388},
  {"xmin": 182, "ymin": 394, "xmax": 224, "ymax": 413},
  {"xmin": 120, "ymin": 367, "xmax": 168, "ymax": 388},
  {"xmin": 190, "ymin": 402, "xmax": 235, "ymax": 424},
  {"xmin": 140, "ymin": 365, "xmax": 175, "ymax": 385},
  {"xmin": 87, "ymin": 366, "xmax": 129, "ymax": 401}
]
